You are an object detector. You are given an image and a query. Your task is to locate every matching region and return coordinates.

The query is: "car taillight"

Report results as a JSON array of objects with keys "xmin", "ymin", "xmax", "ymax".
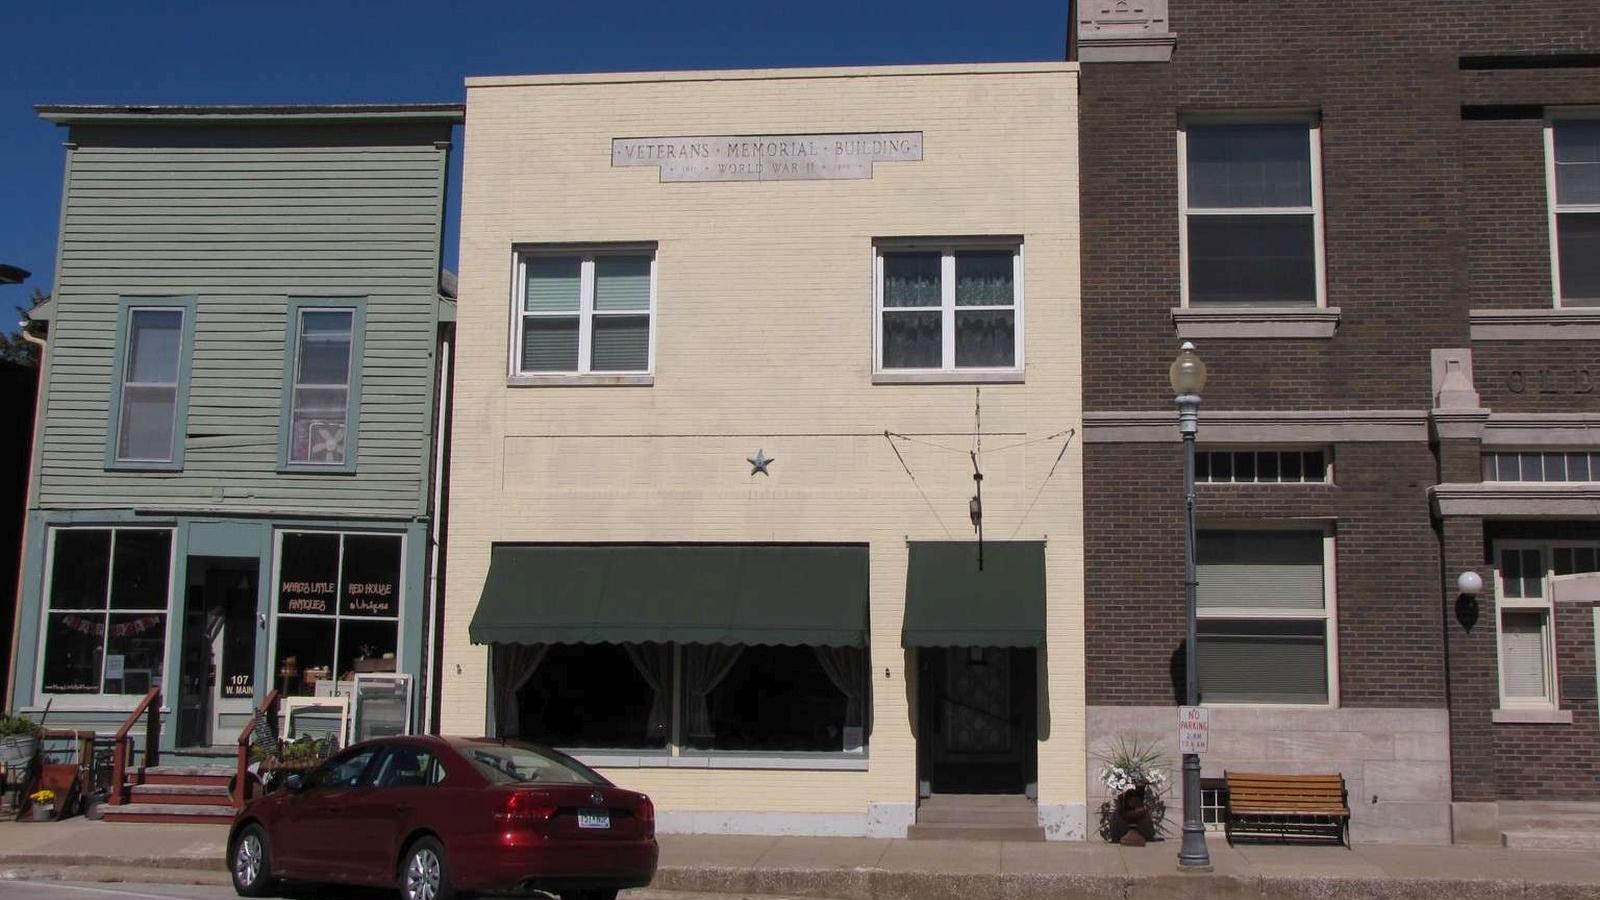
[
  {"xmin": 495, "ymin": 791, "xmax": 558, "ymax": 828},
  {"xmin": 636, "ymin": 795, "xmax": 655, "ymax": 836}
]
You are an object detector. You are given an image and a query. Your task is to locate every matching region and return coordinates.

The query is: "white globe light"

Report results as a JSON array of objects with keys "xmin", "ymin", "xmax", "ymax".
[{"xmin": 1457, "ymin": 571, "xmax": 1484, "ymax": 596}]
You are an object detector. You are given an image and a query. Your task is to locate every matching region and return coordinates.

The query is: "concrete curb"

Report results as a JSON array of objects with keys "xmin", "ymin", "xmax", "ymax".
[
  {"xmin": 652, "ymin": 865, "xmax": 1600, "ymax": 900},
  {"xmin": 3, "ymin": 856, "xmax": 1599, "ymax": 900}
]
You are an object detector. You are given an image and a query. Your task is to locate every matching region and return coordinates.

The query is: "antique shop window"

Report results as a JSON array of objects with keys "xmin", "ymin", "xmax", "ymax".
[
  {"xmin": 274, "ymin": 531, "xmax": 402, "ymax": 698},
  {"xmin": 1197, "ymin": 449, "xmax": 1330, "ymax": 484},
  {"xmin": 1180, "ymin": 120, "xmax": 1324, "ymax": 306},
  {"xmin": 513, "ymin": 249, "xmax": 655, "ymax": 376},
  {"xmin": 875, "ymin": 242, "xmax": 1023, "ymax": 372},
  {"xmin": 1196, "ymin": 528, "xmax": 1334, "ymax": 705},
  {"xmin": 281, "ymin": 302, "xmax": 363, "ymax": 469},
  {"xmin": 497, "ymin": 642, "xmax": 867, "ymax": 755},
  {"xmin": 1483, "ymin": 450, "xmax": 1600, "ymax": 482},
  {"xmin": 109, "ymin": 301, "xmax": 193, "ymax": 468},
  {"xmin": 1549, "ymin": 118, "xmax": 1600, "ymax": 306},
  {"xmin": 39, "ymin": 528, "xmax": 173, "ymax": 697}
]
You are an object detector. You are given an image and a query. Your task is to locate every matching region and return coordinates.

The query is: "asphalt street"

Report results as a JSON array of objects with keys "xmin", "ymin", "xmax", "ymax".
[{"xmin": 0, "ymin": 882, "xmax": 805, "ymax": 900}]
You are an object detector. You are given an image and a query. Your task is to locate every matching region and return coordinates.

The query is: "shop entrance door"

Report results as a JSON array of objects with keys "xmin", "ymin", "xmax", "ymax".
[
  {"xmin": 918, "ymin": 646, "xmax": 1037, "ymax": 795},
  {"xmin": 178, "ymin": 558, "xmax": 259, "ymax": 748}
]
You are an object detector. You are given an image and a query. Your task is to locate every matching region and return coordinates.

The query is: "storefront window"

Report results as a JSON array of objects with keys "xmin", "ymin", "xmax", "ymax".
[
  {"xmin": 40, "ymin": 528, "xmax": 172, "ymax": 696},
  {"xmin": 274, "ymin": 531, "xmax": 401, "ymax": 698},
  {"xmin": 498, "ymin": 641, "xmax": 867, "ymax": 754}
]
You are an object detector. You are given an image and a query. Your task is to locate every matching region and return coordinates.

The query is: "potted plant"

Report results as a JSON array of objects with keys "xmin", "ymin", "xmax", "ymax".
[
  {"xmin": 28, "ymin": 789, "xmax": 55, "ymax": 822},
  {"xmin": 0, "ymin": 714, "xmax": 41, "ymax": 767},
  {"xmin": 1095, "ymin": 736, "xmax": 1171, "ymax": 846}
]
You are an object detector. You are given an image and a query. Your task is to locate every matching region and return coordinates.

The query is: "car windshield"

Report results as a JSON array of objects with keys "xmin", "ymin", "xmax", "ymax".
[{"xmin": 463, "ymin": 742, "xmax": 605, "ymax": 785}]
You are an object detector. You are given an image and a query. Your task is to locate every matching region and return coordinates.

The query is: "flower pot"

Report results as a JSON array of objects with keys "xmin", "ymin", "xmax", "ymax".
[
  {"xmin": 1113, "ymin": 788, "xmax": 1158, "ymax": 845},
  {"xmin": 0, "ymin": 735, "xmax": 39, "ymax": 766},
  {"xmin": 31, "ymin": 802, "xmax": 55, "ymax": 822}
]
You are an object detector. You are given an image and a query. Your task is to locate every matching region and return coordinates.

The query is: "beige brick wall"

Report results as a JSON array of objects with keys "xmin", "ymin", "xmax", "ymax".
[{"xmin": 444, "ymin": 62, "xmax": 1084, "ymax": 835}]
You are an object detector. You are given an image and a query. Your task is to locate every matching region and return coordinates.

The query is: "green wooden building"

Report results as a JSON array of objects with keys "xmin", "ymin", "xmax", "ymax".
[{"xmin": 7, "ymin": 105, "xmax": 462, "ymax": 777}]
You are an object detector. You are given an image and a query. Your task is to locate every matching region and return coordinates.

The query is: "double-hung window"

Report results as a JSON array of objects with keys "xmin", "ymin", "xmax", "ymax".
[
  {"xmin": 281, "ymin": 300, "xmax": 363, "ymax": 470},
  {"xmin": 514, "ymin": 249, "xmax": 655, "ymax": 377},
  {"xmin": 1494, "ymin": 543, "xmax": 1600, "ymax": 709},
  {"xmin": 1181, "ymin": 120, "xmax": 1324, "ymax": 306},
  {"xmin": 1195, "ymin": 528, "xmax": 1335, "ymax": 705},
  {"xmin": 875, "ymin": 242, "xmax": 1023, "ymax": 374},
  {"xmin": 108, "ymin": 300, "xmax": 194, "ymax": 469},
  {"xmin": 1548, "ymin": 118, "xmax": 1600, "ymax": 305}
]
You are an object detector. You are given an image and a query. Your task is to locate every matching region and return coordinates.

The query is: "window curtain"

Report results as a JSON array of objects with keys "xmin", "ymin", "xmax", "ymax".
[
  {"xmin": 491, "ymin": 642, "xmax": 548, "ymax": 738},
  {"xmin": 813, "ymin": 646, "xmax": 867, "ymax": 728},
  {"xmin": 623, "ymin": 642, "xmax": 673, "ymax": 741},
  {"xmin": 683, "ymin": 644, "xmax": 743, "ymax": 738}
]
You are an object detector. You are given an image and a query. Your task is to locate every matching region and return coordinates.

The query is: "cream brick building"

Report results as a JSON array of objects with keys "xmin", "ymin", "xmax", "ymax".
[{"xmin": 441, "ymin": 62, "xmax": 1085, "ymax": 839}]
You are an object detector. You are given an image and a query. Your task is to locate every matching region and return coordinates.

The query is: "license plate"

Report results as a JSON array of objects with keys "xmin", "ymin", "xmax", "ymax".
[{"xmin": 577, "ymin": 809, "xmax": 610, "ymax": 830}]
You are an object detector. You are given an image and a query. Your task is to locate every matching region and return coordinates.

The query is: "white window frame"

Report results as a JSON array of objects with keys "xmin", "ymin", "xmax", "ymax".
[
  {"xmin": 1545, "ymin": 112, "xmax": 1600, "ymax": 308},
  {"xmin": 872, "ymin": 240, "xmax": 1025, "ymax": 375},
  {"xmin": 113, "ymin": 306, "xmax": 186, "ymax": 465},
  {"xmin": 1195, "ymin": 522, "xmax": 1340, "ymax": 708},
  {"xmin": 1491, "ymin": 541, "xmax": 1597, "ymax": 710},
  {"xmin": 286, "ymin": 306, "xmax": 356, "ymax": 467},
  {"xmin": 510, "ymin": 246, "xmax": 657, "ymax": 378},
  {"xmin": 34, "ymin": 526, "xmax": 177, "ymax": 709},
  {"xmin": 1196, "ymin": 446, "xmax": 1333, "ymax": 485},
  {"xmin": 1178, "ymin": 115, "xmax": 1327, "ymax": 308}
]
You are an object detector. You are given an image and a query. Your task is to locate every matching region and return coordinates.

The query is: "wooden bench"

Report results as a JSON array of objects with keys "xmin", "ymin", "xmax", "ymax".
[{"xmin": 1223, "ymin": 771, "xmax": 1351, "ymax": 847}]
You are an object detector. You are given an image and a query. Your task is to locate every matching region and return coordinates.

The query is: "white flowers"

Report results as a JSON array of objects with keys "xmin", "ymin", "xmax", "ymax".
[{"xmin": 1095, "ymin": 736, "xmax": 1172, "ymax": 795}]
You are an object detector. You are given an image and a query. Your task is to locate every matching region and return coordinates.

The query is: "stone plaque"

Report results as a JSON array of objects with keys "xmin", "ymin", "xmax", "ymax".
[{"xmin": 612, "ymin": 132, "xmax": 923, "ymax": 182}]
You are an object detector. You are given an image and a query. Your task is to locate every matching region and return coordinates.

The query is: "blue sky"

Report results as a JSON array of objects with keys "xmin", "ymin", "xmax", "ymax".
[{"xmin": 0, "ymin": 0, "xmax": 1070, "ymax": 306}]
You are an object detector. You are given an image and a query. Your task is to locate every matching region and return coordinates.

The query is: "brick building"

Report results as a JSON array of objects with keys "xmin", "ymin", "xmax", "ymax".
[{"xmin": 1075, "ymin": 1, "xmax": 1600, "ymax": 844}]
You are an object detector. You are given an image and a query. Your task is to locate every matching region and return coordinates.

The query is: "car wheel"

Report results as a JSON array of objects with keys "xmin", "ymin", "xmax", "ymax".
[
  {"xmin": 230, "ymin": 824, "xmax": 278, "ymax": 897},
  {"xmin": 401, "ymin": 836, "xmax": 454, "ymax": 900}
]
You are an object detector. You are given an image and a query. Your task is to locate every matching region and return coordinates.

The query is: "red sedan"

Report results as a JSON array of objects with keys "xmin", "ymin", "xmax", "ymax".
[{"xmin": 228, "ymin": 735, "xmax": 657, "ymax": 900}]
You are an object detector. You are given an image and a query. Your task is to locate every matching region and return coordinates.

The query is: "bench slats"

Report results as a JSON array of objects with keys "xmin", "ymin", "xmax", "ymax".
[{"xmin": 1224, "ymin": 771, "xmax": 1350, "ymax": 848}]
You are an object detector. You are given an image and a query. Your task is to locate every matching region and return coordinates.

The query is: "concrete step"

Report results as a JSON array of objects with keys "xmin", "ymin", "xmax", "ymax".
[
  {"xmin": 917, "ymin": 796, "xmax": 1039, "ymax": 826},
  {"xmin": 1499, "ymin": 813, "xmax": 1600, "ymax": 830},
  {"xmin": 101, "ymin": 802, "xmax": 235, "ymax": 825},
  {"xmin": 129, "ymin": 784, "xmax": 233, "ymax": 806},
  {"xmin": 1502, "ymin": 829, "xmax": 1600, "ymax": 851},
  {"xmin": 1498, "ymin": 801, "xmax": 1600, "ymax": 816},
  {"xmin": 919, "ymin": 793, "xmax": 1037, "ymax": 810},
  {"xmin": 906, "ymin": 822, "xmax": 1046, "ymax": 842}
]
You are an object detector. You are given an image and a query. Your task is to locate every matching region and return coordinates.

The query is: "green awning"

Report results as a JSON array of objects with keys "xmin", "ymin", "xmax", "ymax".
[
  {"xmin": 469, "ymin": 544, "xmax": 868, "ymax": 647},
  {"xmin": 902, "ymin": 541, "xmax": 1046, "ymax": 648}
]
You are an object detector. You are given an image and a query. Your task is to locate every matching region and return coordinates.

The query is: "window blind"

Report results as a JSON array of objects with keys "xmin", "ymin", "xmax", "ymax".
[
  {"xmin": 1197, "ymin": 530, "xmax": 1324, "ymax": 610},
  {"xmin": 1197, "ymin": 619, "xmax": 1327, "ymax": 704},
  {"xmin": 1501, "ymin": 611, "xmax": 1549, "ymax": 700}
]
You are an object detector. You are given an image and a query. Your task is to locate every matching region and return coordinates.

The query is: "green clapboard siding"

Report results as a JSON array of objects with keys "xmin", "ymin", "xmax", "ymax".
[{"xmin": 38, "ymin": 126, "xmax": 453, "ymax": 519}]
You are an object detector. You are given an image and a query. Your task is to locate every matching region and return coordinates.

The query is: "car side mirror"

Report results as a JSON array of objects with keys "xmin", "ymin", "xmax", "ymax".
[{"xmin": 285, "ymin": 774, "xmax": 307, "ymax": 793}]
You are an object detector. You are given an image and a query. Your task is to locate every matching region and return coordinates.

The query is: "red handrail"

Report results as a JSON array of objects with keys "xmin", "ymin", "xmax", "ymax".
[
  {"xmin": 108, "ymin": 689, "xmax": 160, "ymax": 807},
  {"xmin": 235, "ymin": 689, "xmax": 281, "ymax": 810}
]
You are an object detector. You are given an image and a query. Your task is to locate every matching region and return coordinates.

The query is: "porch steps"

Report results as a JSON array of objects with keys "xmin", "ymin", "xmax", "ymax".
[
  {"xmin": 909, "ymin": 794, "xmax": 1044, "ymax": 842},
  {"xmin": 104, "ymin": 764, "xmax": 235, "ymax": 826},
  {"xmin": 1498, "ymin": 802, "xmax": 1600, "ymax": 851}
]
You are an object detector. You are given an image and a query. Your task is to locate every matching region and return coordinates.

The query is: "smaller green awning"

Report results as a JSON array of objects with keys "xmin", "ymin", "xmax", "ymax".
[
  {"xmin": 902, "ymin": 541, "xmax": 1046, "ymax": 648},
  {"xmin": 470, "ymin": 544, "xmax": 868, "ymax": 647}
]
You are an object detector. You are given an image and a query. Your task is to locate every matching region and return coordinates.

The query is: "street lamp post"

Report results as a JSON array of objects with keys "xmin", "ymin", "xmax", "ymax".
[{"xmin": 1169, "ymin": 341, "xmax": 1212, "ymax": 870}]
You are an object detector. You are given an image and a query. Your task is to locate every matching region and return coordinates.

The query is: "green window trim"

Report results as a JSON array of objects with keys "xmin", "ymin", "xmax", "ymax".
[
  {"xmin": 277, "ymin": 298, "xmax": 367, "ymax": 475},
  {"xmin": 104, "ymin": 296, "xmax": 197, "ymax": 472}
]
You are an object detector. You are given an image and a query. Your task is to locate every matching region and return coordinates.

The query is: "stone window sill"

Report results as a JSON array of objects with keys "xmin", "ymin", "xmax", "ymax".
[
  {"xmin": 1171, "ymin": 306, "xmax": 1341, "ymax": 339},
  {"xmin": 570, "ymin": 750, "xmax": 869, "ymax": 771},
  {"xmin": 1491, "ymin": 707, "xmax": 1573, "ymax": 725},
  {"xmin": 872, "ymin": 371, "xmax": 1024, "ymax": 385},
  {"xmin": 1469, "ymin": 309, "xmax": 1600, "ymax": 341},
  {"xmin": 508, "ymin": 374, "xmax": 654, "ymax": 387}
]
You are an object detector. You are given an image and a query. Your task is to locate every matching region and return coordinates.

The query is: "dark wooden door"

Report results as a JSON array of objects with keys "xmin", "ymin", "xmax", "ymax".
[{"xmin": 918, "ymin": 646, "xmax": 1036, "ymax": 794}]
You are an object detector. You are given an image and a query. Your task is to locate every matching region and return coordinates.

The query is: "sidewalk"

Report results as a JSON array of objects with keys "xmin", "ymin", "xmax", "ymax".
[{"xmin": 4, "ymin": 819, "xmax": 1600, "ymax": 899}]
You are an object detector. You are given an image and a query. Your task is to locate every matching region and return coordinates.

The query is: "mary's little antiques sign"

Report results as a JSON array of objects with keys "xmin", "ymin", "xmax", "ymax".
[{"xmin": 612, "ymin": 132, "xmax": 923, "ymax": 182}]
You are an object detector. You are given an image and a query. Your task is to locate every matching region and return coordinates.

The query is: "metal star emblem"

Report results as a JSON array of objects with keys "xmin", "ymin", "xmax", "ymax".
[{"xmin": 747, "ymin": 449, "xmax": 775, "ymax": 476}]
